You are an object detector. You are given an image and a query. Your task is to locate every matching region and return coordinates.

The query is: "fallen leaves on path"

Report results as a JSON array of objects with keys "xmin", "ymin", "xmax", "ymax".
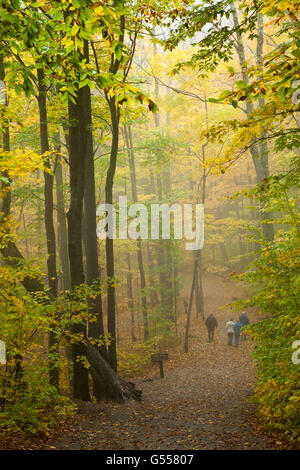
[{"xmin": 39, "ymin": 275, "xmax": 284, "ymax": 451}]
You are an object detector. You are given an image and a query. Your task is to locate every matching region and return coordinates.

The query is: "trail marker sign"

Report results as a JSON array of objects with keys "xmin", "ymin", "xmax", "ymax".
[{"xmin": 151, "ymin": 352, "xmax": 168, "ymax": 379}]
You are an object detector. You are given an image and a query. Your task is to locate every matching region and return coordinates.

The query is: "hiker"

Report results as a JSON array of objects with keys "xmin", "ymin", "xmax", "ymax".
[
  {"xmin": 226, "ymin": 318, "xmax": 235, "ymax": 346},
  {"xmin": 205, "ymin": 313, "xmax": 218, "ymax": 342},
  {"xmin": 234, "ymin": 320, "xmax": 243, "ymax": 347},
  {"xmin": 239, "ymin": 311, "xmax": 250, "ymax": 340}
]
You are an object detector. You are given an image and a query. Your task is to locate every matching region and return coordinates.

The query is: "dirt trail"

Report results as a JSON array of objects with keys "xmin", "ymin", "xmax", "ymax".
[{"xmin": 42, "ymin": 275, "xmax": 281, "ymax": 450}]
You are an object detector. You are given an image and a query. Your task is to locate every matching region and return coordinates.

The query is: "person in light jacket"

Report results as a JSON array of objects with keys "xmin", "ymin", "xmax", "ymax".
[{"xmin": 226, "ymin": 319, "xmax": 235, "ymax": 346}]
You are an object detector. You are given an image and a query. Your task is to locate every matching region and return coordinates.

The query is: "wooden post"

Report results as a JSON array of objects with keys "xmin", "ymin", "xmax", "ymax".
[
  {"xmin": 184, "ymin": 259, "xmax": 198, "ymax": 353},
  {"xmin": 151, "ymin": 352, "xmax": 168, "ymax": 379},
  {"xmin": 159, "ymin": 360, "xmax": 164, "ymax": 379}
]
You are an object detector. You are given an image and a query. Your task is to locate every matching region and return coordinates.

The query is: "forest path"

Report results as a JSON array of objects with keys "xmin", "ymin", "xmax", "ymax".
[{"xmin": 43, "ymin": 275, "xmax": 281, "ymax": 450}]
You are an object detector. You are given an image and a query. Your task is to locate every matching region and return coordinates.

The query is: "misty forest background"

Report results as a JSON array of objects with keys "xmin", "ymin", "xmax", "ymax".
[{"xmin": 0, "ymin": 0, "xmax": 299, "ymax": 448}]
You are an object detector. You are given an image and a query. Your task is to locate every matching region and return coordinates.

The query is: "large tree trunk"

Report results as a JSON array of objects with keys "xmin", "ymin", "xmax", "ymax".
[
  {"xmin": 105, "ymin": 10, "xmax": 126, "ymax": 371},
  {"xmin": 86, "ymin": 342, "xmax": 141, "ymax": 401},
  {"xmin": 105, "ymin": 95, "xmax": 119, "ymax": 371},
  {"xmin": 81, "ymin": 43, "xmax": 107, "ymax": 365},
  {"xmin": 37, "ymin": 68, "xmax": 59, "ymax": 389},
  {"xmin": 67, "ymin": 85, "xmax": 91, "ymax": 401},
  {"xmin": 0, "ymin": 57, "xmax": 141, "ymax": 405}
]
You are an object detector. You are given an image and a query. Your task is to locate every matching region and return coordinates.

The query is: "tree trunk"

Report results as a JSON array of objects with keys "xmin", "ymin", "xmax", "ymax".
[
  {"xmin": 0, "ymin": 57, "xmax": 39, "ymax": 390},
  {"xmin": 1, "ymin": 56, "xmax": 140, "ymax": 403},
  {"xmin": 124, "ymin": 125, "xmax": 149, "ymax": 340},
  {"xmin": 147, "ymin": 242, "xmax": 159, "ymax": 309},
  {"xmin": 231, "ymin": 2, "xmax": 274, "ymax": 241},
  {"xmin": 55, "ymin": 141, "xmax": 71, "ymax": 292},
  {"xmin": 184, "ymin": 259, "xmax": 197, "ymax": 353},
  {"xmin": 198, "ymin": 252, "xmax": 204, "ymax": 320},
  {"xmin": 81, "ymin": 43, "xmax": 107, "ymax": 364},
  {"xmin": 86, "ymin": 342, "xmax": 141, "ymax": 401},
  {"xmin": 0, "ymin": 54, "xmax": 10, "ymax": 215},
  {"xmin": 104, "ymin": 5, "xmax": 126, "ymax": 372},
  {"xmin": 37, "ymin": 67, "xmax": 59, "ymax": 389},
  {"xmin": 194, "ymin": 265, "xmax": 201, "ymax": 319},
  {"xmin": 151, "ymin": 35, "xmax": 174, "ymax": 326},
  {"xmin": 105, "ymin": 95, "xmax": 119, "ymax": 371},
  {"xmin": 220, "ymin": 242, "xmax": 229, "ymax": 264},
  {"xmin": 172, "ymin": 259, "xmax": 178, "ymax": 335},
  {"xmin": 126, "ymin": 253, "xmax": 136, "ymax": 343},
  {"xmin": 67, "ymin": 84, "xmax": 90, "ymax": 401}
]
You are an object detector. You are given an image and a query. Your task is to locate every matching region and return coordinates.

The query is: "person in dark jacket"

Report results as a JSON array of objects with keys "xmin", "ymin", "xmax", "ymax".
[
  {"xmin": 234, "ymin": 320, "xmax": 243, "ymax": 346},
  {"xmin": 205, "ymin": 313, "xmax": 218, "ymax": 342},
  {"xmin": 239, "ymin": 311, "xmax": 250, "ymax": 340}
]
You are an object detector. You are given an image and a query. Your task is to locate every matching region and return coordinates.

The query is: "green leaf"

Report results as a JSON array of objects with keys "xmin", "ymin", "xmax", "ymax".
[
  {"xmin": 218, "ymin": 90, "xmax": 232, "ymax": 100},
  {"xmin": 208, "ymin": 97, "xmax": 220, "ymax": 103},
  {"xmin": 71, "ymin": 24, "xmax": 80, "ymax": 36},
  {"xmin": 115, "ymin": 45, "xmax": 122, "ymax": 61},
  {"xmin": 236, "ymin": 80, "xmax": 248, "ymax": 90},
  {"xmin": 291, "ymin": 49, "xmax": 300, "ymax": 59}
]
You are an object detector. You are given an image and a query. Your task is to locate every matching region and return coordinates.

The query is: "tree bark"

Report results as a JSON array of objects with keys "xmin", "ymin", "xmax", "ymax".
[
  {"xmin": 67, "ymin": 84, "xmax": 91, "ymax": 401},
  {"xmin": 147, "ymin": 242, "xmax": 159, "ymax": 309},
  {"xmin": 105, "ymin": 9, "xmax": 126, "ymax": 370},
  {"xmin": 184, "ymin": 259, "xmax": 197, "ymax": 353},
  {"xmin": 37, "ymin": 68, "xmax": 59, "ymax": 388},
  {"xmin": 105, "ymin": 95, "xmax": 119, "ymax": 371},
  {"xmin": 126, "ymin": 253, "xmax": 137, "ymax": 343},
  {"xmin": 55, "ymin": 141, "xmax": 71, "ymax": 292},
  {"xmin": 86, "ymin": 342, "xmax": 141, "ymax": 401},
  {"xmin": 231, "ymin": 2, "xmax": 274, "ymax": 241},
  {"xmin": 81, "ymin": 43, "xmax": 107, "ymax": 364},
  {"xmin": 1, "ymin": 56, "xmax": 140, "ymax": 404},
  {"xmin": 123, "ymin": 124, "xmax": 149, "ymax": 340}
]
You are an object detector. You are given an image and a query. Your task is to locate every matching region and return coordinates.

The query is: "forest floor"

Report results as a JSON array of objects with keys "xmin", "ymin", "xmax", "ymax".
[{"xmin": 36, "ymin": 274, "xmax": 286, "ymax": 451}]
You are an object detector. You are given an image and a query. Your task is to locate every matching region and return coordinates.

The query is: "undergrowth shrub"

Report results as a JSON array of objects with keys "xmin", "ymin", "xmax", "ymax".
[
  {"xmin": 118, "ymin": 336, "xmax": 161, "ymax": 377},
  {"xmin": 0, "ymin": 264, "xmax": 78, "ymax": 437},
  {"xmin": 235, "ymin": 160, "xmax": 300, "ymax": 446}
]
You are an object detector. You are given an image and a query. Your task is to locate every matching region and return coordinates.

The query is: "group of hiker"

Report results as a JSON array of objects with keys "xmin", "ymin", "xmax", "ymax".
[{"xmin": 205, "ymin": 312, "xmax": 250, "ymax": 346}]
